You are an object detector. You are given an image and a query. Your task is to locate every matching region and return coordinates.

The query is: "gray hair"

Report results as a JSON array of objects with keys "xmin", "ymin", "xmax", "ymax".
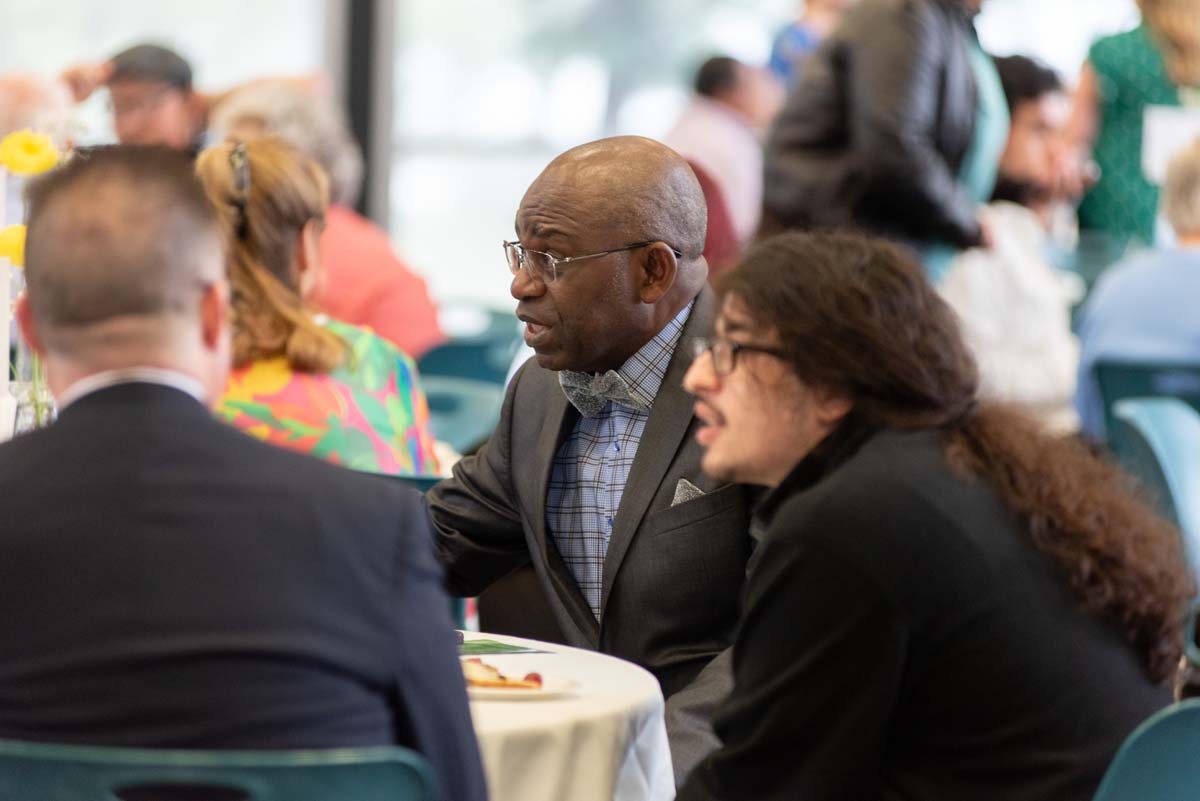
[
  {"xmin": 1163, "ymin": 136, "xmax": 1200, "ymax": 236},
  {"xmin": 209, "ymin": 82, "xmax": 364, "ymax": 207}
]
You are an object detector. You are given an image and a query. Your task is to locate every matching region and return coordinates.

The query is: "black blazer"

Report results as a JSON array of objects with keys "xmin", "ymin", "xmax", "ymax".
[
  {"xmin": 0, "ymin": 383, "xmax": 485, "ymax": 801},
  {"xmin": 680, "ymin": 425, "xmax": 1172, "ymax": 801},
  {"xmin": 764, "ymin": 0, "xmax": 983, "ymax": 248}
]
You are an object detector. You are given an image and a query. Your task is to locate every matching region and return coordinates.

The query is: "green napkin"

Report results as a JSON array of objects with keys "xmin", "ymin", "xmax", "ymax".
[{"xmin": 459, "ymin": 639, "xmax": 548, "ymax": 655}]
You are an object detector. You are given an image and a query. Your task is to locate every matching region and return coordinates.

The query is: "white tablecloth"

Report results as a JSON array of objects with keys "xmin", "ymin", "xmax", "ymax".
[{"xmin": 464, "ymin": 632, "xmax": 675, "ymax": 801}]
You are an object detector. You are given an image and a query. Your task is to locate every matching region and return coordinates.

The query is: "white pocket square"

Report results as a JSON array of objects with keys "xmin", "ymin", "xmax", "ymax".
[{"xmin": 671, "ymin": 478, "xmax": 705, "ymax": 507}]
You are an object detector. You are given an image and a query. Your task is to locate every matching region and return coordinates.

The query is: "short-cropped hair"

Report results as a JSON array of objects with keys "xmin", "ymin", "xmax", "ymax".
[
  {"xmin": 1163, "ymin": 137, "xmax": 1200, "ymax": 236},
  {"xmin": 24, "ymin": 145, "xmax": 221, "ymax": 340}
]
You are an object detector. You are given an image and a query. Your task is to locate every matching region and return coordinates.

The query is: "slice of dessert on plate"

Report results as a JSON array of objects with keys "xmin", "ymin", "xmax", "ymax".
[{"xmin": 461, "ymin": 657, "xmax": 543, "ymax": 689}]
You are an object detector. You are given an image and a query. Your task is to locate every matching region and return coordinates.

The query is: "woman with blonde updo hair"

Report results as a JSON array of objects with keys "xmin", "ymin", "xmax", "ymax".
[
  {"xmin": 1072, "ymin": 0, "xmax": 1200, "ymax": 247},
  {"xmin": 196, "ymin": 137, "xmax": 439, "ymax": 475}
]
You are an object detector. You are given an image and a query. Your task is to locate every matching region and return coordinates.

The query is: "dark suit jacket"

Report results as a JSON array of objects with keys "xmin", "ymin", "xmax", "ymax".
[
  {"xmin": 0, "ymin": 382, "xmax": 485, "ymax": 801},
  {"xmin": 428, "ymin": 287, "xmax": 756, "ymax": 780},
  {"xmin": 680, "ymin": 424, "xmax": 1172, "ymax": 801}
]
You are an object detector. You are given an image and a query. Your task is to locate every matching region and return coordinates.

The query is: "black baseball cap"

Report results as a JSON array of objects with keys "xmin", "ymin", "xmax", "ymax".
[{"xmin": 109, "ymin": 44, "xmax": 193, "ymax": 92}]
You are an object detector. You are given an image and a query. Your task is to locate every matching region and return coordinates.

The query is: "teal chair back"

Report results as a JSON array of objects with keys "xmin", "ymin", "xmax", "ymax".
[
  {"xmin": 419, "ymin": 309, "xmax": 522, "ymax": 386},
  {"xmin": 1090, "ymin": 700, "xmax": 1200, "ymax": 801},
  {"xmin": 0, "ymin": 741, "xmax": 437, "ymax": 801},
  {"xmin": 1095, "ymin": 360, "xmax": 1200, "ymax": 446},
  {"xmin": 1111, "ymin": 398, "xmax": 1200, "ymax": 587},
  {"xmin": 422, "ymin": 376, "xmax": 506, "ymax": 455}
]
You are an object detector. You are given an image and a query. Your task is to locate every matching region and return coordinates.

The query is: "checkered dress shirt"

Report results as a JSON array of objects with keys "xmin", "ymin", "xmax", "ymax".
[{"xmin": 547, "ymin": 301, "xmax": 694, "ymax": 619}]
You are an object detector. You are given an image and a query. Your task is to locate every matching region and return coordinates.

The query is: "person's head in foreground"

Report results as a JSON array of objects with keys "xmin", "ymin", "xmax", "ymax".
[
  {"xmin": 508, "ymin": 135, "xmax": 709, "ymax": 373},
  {"xmin": 196, "ymin": 136, "xmax": 347, "ymax": 373},
  {"xmin": 17, "ymin": 145, "xmax": 230, "ymax": 404},
  {"xmin": 684, "ymin": 231, "xmax": 1191, "ymax": 647},
  {"xmin": 107, "ymin": 43, "xmax": 203, "ymax": 150},
  {"xmin": 678, "ymin": 230, "xmax": 1195, "ymax": 801}
]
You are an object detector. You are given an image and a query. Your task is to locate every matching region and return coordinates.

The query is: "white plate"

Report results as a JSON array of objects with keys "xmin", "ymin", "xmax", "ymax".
[{"xmin": 467, "ymin": 675, "xmax": 579, "ymax": 701}]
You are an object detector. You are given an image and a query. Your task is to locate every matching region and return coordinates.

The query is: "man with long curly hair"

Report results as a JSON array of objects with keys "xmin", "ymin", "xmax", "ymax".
[{"xmin": 677, "ymin": 230, "xmax": 1194, "ymax": 801}]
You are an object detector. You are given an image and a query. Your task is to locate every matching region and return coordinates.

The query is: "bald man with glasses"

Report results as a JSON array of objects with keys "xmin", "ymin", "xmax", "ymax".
[{"xmin": 428, "ymin": 136, "xmax": 758, "ymax": 784}]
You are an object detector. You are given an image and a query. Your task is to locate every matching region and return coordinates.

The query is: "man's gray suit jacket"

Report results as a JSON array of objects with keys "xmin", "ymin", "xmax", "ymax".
[{"xmin": 427, "ymin": 286, "xmax": 756, "ymax": 781}]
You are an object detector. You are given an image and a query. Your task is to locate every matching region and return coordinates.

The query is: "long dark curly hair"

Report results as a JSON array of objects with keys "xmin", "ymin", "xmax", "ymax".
[{"xmin": 717, "ymin": 230, "xmax": 1195, "ymax": 683}]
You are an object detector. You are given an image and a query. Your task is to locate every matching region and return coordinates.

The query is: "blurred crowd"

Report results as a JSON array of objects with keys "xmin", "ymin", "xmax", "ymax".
[{"xmin": 5, "ymin": 0, "xmax": 1200, "ymax": 450}]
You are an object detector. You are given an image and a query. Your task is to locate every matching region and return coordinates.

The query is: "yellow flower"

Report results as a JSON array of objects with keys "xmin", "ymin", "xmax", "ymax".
[
  {"xmin": 0, "ymin": 224, "xmax": 24, "ymax": 268},
  {"xmin": 0, "ymin": 130, "xmax": 59, "ymax": 176}
]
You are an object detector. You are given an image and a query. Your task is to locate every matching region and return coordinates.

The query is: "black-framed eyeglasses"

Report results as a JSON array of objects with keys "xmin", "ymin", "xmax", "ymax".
[
  {"xmin": 229, "ymin": 142, "xmax": 251, "ymax": 241},
  {"xmin": 503, "ymin": 240, "xmax": 683, "ymax": 284},
  {"xmin": 690, "ymin": 336, "xmax": 788, "ymax": 377}
]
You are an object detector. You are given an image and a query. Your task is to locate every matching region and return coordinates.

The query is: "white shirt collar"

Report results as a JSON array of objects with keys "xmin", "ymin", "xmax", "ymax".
[{"xmin": 57, "ymin": 367, "xmax": 208, "ymax": 411}]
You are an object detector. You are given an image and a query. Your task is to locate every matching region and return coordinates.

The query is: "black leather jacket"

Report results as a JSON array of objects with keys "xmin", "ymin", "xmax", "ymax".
[{"xmin": 763, "ymin": 0, "xmax": 983, "ymax": 248}]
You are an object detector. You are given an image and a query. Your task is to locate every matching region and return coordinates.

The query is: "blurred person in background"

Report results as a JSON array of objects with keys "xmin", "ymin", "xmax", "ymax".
[
  {"xmin": 763, "ymin": 0, "xmax": 1006, "ymax": 281},
  {"xmin": 196, "ymin": 138, "xmax": 440, "ymax": 476},
  {"xmin": 210, "ymin": 82, "xmax": 445, "ymax": 359},
  {"xmin": 768, "ymin": 0, "xmax": 859, "ymax": 88},
  {"xmin": 665, "ymin": 56, "xmax": 784, "ymax": 273},
  {"xmin": 1072, "ymin": 0, "xmax": 1200, "ymax": 249},
  {"xmin": 939, "ymin": 55, "xmax": 1084, "ymax": 434},
  {"xmin": 1074, "ymin": 135, "xmax": 1200, "ymax": 442},
  {"xmin": 63, "ymin": 44, "xmax": 207, "ymax": 152},
  {"xmin": 677, "ymin": 230, "xmax": 1192, "ymax": 801},
  {"xmin": 0, "ymin": 74, "xmax": 75, "ymax": 224},
  {"xmin": 61, "ymin": 43, "xmax": 320, "ymax": 156},
  {"xmin": 0, "ymin": 73, "xmax": 74, "ymax": 139}
]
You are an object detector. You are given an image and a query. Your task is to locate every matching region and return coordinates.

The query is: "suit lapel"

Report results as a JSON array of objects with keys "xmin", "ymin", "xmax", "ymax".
[
  {"xmin": 527, "ymin": 381, "xmax": 601, "ymax": 645},
  {"xmin": 599, "ymin": 287, "xmax": 716, "ymax": 617}
]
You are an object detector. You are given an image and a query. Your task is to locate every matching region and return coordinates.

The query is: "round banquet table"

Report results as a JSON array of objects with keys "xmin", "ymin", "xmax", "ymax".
[{"xmin": 463, "ymin": 632, "xmax": 676, "ymax": 801}]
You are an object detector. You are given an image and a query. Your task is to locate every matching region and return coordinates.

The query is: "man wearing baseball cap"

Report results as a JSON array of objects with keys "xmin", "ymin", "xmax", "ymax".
[{"xmin": 62, "ymin": 43, "xmax": 206, "ymax": 153}]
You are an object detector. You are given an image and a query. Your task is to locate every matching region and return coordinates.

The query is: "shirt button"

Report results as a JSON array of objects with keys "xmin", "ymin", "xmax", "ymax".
[
  {"xmin": 606, "ymin": 516, "xmax": 614, "ymax": 527},
  {"xmin": 612, "ymin": 442, "xmax": 620, "ymax": 452}
]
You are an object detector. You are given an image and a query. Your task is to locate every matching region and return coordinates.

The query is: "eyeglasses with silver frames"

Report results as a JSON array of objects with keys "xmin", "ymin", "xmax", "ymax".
[{"xmin": 504, "ymin": 240, "xmax": 683, "ymax": 284}]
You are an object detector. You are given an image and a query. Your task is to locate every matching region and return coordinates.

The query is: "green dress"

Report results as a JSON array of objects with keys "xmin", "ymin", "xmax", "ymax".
[{"xmin": 1078, "ymin": 25, "xmax": 1180, "ymax": 246}]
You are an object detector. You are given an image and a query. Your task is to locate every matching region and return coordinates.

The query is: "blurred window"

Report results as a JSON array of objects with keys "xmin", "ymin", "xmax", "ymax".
[{"xmin": 391, "ymin": 0, "xmax": 790, "ymax": 308}]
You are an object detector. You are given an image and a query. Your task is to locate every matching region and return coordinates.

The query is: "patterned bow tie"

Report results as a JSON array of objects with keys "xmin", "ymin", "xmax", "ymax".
[{"xmin": 559, "ymin": 370, "xmax": 650, "ymax": 417}]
